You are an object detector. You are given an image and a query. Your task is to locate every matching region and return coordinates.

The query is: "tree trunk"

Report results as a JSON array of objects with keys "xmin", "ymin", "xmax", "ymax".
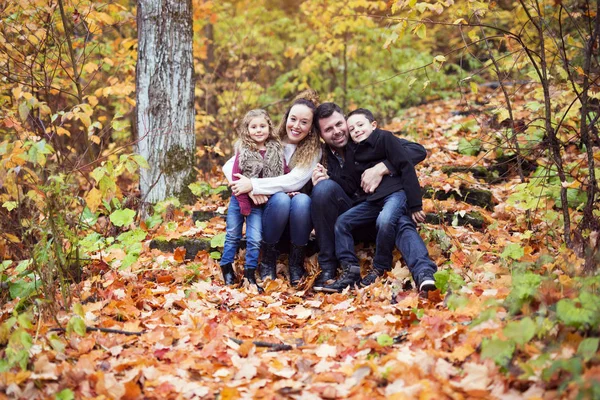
[{"xmin": 136, "ymin": 0, "xmax": 196, "ymax": 204}]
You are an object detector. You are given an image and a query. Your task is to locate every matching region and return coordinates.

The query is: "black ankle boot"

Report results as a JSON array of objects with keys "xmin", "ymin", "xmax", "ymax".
[
  {"xmin": 243, "ymin": 269, "xmax": 264, "ymax": 293},
  {"xmin": 220, "ymin": 263, "xmax": 236, "ymax": 285},
  {"xmin": 321, "ymin": 263, "xmax": 361, "ymax": 293},
  {"xmin": 288, "ymin": 244, "xmax": 306, "ymax": 287},
  {"xmin": 259, "ymin": 241, "xmax": 278, "ymax": 281},
  {"xmin": 313, "ymin": 266, "xmax": 337, "ymax": 291}
]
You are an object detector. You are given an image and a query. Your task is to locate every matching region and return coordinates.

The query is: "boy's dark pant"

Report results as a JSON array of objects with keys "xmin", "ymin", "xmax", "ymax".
[
  {"xmin": 310, "ymin": 179, "xmax": 437, "ymax": 280},
  {"xmin": 335, "ymin": 191, "xmax": 406, "ymax": 270}
]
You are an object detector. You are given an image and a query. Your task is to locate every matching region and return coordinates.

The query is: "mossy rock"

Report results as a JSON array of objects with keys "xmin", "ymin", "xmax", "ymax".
[
  {"xmin": 422, "ymin": 185, "xmax": 495, "ymax": 210},
  {"xmin": 425, "ymin": 211, "xmax": 485, "ymax": 229}
]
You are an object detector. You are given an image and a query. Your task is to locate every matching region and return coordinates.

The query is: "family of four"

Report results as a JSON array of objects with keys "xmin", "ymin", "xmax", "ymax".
[{"xmin": 220, "ymin": 91, "xmax": 437, "ymax": 294}]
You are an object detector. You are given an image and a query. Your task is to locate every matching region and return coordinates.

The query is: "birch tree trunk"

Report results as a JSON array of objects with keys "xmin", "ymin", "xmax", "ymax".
[{"xmin": 136, "ymin": 0, "xmax": 195, "ymax": 204}]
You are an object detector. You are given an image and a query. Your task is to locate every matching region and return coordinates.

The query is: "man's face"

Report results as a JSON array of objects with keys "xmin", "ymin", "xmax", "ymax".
[
  {"xmin": 347, "ymin": 114, "xmax": 376, "ymax": 143},
  {"xmin": 317, "ymin": 111, "xmax": 348, "ymax": 150}
]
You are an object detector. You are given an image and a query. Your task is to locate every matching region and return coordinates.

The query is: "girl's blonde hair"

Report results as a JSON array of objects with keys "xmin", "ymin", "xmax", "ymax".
[
  {"xmin": 239, "ymin": 109, "xmax": 277, "ymax": 151},
  {"xmin": 275, "ymin": 89, "xmax": 321, "ymax": 169}
]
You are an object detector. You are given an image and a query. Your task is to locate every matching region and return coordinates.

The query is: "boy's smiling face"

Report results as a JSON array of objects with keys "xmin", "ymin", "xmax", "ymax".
[{"xmin": 347, "ymin": 114, "xmax": 377, "ymax": 143}]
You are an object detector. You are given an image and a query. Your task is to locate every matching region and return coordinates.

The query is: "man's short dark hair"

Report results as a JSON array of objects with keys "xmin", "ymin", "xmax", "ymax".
[
  {"xmin": 314, "ymin": 102, "xmax": 344, "ymax": 133},
  {"xmin": 347, "ymin": 108, "xmax": 375, "ymax": 123}
]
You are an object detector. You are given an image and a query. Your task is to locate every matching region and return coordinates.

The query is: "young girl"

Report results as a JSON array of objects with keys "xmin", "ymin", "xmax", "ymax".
[{"xmin": 220, "ymin": 109, "xmax": 288, "ymax": 291}]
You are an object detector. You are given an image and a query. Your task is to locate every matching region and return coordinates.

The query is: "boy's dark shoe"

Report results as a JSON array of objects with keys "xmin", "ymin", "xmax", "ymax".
[
  {"xmin": 220, "ymin": 263, "xmax": 236, "ymax": 285},
  {"xmin": 360, "ymin": 267, "xmax": 387, "ymax": 287},
  {"xmin": 416, "ymin": 273, "xmax": 436, "ymax": 293},
  {"xmin": 288, "ymin": 244, "xmax": 306, "ymax": 287},
  {"xmin": 243, "ymin": 269, "xmax": 264, "ymax": 293},
  {"xmin": 320, "ymin": 264, "xmax": 361, "ymax": 293},
  {"xmin": 313, "ymin": 266, "xmax": 337, "ymax": 291},
  {"xmin": 259, "ymin": 241, "xmax": 278, "ymax": 281}
]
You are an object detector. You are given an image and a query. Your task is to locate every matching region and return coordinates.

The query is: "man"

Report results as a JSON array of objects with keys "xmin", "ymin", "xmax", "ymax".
[{"xmin": 310, "ymin": 102, "xmax": 437, "ymax": 293}]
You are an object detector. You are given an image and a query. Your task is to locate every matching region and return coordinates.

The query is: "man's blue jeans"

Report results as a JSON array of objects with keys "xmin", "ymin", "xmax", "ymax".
[
  {"xmin": 262, "ymin": 192, "xmax": 312, "ymax": 246},
  {"xmin": 311, "ymin": 179, "xmax": 437, "ymax": 279},
  {"xmin": 221, "ymin": 196, "xmax": 263, "ymax": 270},
  {"xmin": 335, "ymin": 191, "xmax": 406, "ymax": 270}
]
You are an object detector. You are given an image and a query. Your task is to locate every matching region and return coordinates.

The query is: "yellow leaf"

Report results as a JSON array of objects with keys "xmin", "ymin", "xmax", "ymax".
[
  {"xmin": 90, "ymin": 135, "xmax": 101, "ymax": 145},
  {"xmin": 56, "ymin": 126, "xmax": 71, "ymax": 137},
  {"xmin": 87, "ymin": 95, "xmax": 98, "ymax": 108},
  {"xmin": 103, "ymin": 57, "xmax": 114, "ymax": 67},
  {"xmin": 83, "ymin": 62, "xmax": 98, "ymax": 74},
  {"xmin": 5, "ymin": 233, "xmax": 20, "ymax": 243},
  {"xmin": 85, "ymin": 188, "xmax": 103, "ymax": 212},
  {"xmin": 470, "ymin": 81, "xmax": 478, "ymax": 94}
]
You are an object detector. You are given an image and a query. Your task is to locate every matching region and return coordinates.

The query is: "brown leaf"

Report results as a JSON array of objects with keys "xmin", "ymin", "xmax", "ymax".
[{"xmin": 173, "ymin": 246, "xmax": 186, "ymax": 262}]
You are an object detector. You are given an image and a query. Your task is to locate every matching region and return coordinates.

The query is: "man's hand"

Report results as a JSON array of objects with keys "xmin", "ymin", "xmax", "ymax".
[
  {"xmin": 231, "ymin": 173, "xmax": 253, "ymax": 195},
  {"xmin": 361, "ymin": 162, "xmax": 389, "ymax": 193},
  {"xmin": 249, "ymin": 193, "xmax": 269, "ymax": 205},
  {"xmin": 412, "ymin": 210, "xmax": 426, "ymax": 224},
  {"xmin": 312, "ymin": 163, "xmax": 329, "ymax": 186}
]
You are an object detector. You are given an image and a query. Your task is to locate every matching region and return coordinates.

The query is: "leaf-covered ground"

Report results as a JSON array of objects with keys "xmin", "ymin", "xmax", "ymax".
[{"xmin": 1, "ymin": 86, "xmax": 594, "ymax": 399}]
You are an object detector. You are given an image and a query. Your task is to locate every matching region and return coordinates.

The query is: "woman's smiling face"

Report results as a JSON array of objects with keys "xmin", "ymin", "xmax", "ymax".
[{"xmin": 285, "ymin": 104, "xmax": 313, "ymax": 144}]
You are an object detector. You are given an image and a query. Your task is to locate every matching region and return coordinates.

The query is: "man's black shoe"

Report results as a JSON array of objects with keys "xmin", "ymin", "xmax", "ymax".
[
  {"xmin": 320, "ymin": 264, "xmax": 361, "ymax": 293},
  {"xmin": 360, "ymin": 267, "xmax": 387, "ymax": 287},
  {"xmin": 313, "ymin": 267, "xmax": 337, "ymax": 291}
]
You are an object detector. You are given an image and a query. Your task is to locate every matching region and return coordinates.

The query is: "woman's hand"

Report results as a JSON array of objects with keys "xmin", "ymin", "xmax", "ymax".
[
  {"xmin": 231, "ymin": 173, "xmax": 253, "ymax": 195},
  {"xmin": 249, "ymin": 193, "xmax": 269, "ymax": 205},
  {"xmin": 412, "ymin": 210, "xmax": 426, "ymax": 225}
]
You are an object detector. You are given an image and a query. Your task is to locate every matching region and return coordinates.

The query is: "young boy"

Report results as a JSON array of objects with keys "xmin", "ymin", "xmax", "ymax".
[{"xmin": 321, "ymin": 108, "xmax": 435, "ymax": 292}]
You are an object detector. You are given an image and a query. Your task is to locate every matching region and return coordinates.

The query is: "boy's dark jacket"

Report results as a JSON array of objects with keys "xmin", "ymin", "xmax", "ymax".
[{"xmin": 328, "ymin": 128, "xmax": 424, "ymax": 212}]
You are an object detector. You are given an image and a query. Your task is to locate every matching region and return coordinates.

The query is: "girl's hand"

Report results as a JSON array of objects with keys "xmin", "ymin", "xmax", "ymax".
[
  {"xmin": 288, "ymin": 192, "xmax": 300, "ymax": 198},
  {"xmin": 412, "ymin": 210, "xmax": 426, "ymax": 224},
  {"xmin": 249, "ymin": 193, "xmax": 269, "ymax": 205},
  {"xmin": 231, "ymin": 174, "xmax": 253, "ymax": 195}
]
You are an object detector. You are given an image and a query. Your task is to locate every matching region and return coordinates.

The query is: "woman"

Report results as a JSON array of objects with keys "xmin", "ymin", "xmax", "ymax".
[{"xmin": 223, "ymin": 90, "xmax": 321, "ymax": 287}]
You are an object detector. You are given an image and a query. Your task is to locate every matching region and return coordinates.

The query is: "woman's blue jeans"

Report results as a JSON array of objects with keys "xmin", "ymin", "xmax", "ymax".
[
  {"xmin": 221, "ymin": 196, "xmax": 263, "ymax": 270},
  {"xmin": 262, "ymin": 192, "xmax": 312, "ymax": 246}
]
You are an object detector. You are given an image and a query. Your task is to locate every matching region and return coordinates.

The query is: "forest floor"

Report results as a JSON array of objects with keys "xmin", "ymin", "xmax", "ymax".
[{"xmin": 1, "ymin": 86, "xmax": 591, "ymax": 399}]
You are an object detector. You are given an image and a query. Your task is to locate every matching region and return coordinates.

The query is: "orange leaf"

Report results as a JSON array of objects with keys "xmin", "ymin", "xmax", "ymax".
[{"xmin": 173, "ymin": 246, "xmax": 186, "ymax": 262}]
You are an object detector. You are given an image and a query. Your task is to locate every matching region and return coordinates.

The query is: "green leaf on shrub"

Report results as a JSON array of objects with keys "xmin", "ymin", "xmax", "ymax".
[
  {"xmin": 556, "ymin": 298, "xmax": 597, "ymax": 329},
  {"xmin": 55, "ymin": 389, "xmax": 75, "ymax": 400},
  {"xmin": 17, "ymin": 313, "xmax": 33, "ymax": 329},
  {"xmin": 458, "ymin": 137, "xmax": 481, "ymax": 156},
  {"xmin": 211, "ymin": 233, "xmax": 226, "ymax": 248},
  {"xmin": 577, "ymin": 338, "xmax": 599, "ymax": 362},
  {"xmin": 9, "ymin": 279, "xmax": 37, "ymax": 300},
  {"xmin": 434, "ymin": 269, "xmax": 464, "ymax": 294},
  {"xmin": 481, "ymin": 337, "xmax": 515, "ymax": 366},
  {"xmin": 67, "ymin": 316, "xmax": 86, "ymax": 337},
  {"xmin": 109, "ymin": 208, "xmax": 135, "ymax": 227},
  {"xmin": 210, "ymin": 251, "xmax": 221, "ymax": 260},
  {"xmin": 503, "ymin": 317, "xmax": 535, "ymax": 345},
  {"xmin": 377, "ymin": 334, "xmax": 394, "ymax": 346},
  {"xmin": 501, "ymin": 243, "xmax": 524, "ymax": 261},
  {"xmin": 2, "ymin": 201, "xmax": 17, "ymax": 211}
]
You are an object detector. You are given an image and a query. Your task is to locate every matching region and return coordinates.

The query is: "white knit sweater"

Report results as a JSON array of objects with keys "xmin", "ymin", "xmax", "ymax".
[{"xmin": 222, "ymin": 143, "xmax": 321, "ymax": 195}]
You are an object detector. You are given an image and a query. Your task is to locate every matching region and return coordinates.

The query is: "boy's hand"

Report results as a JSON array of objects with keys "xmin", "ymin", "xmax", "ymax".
[
  {"xmin": 412, "ymin": 210, "xmax": 426, "ymax": 224},
  {"xmin": 361, "ymin": 162, "xmax": 389, "ymax": 193},
  {"xmin": 312, "ymin": 163, "xmax": 329, "ymax": 186},
  {"xmin": 249, "ymin": 193, "xmax": 269, "ymax": 205},
  {"xmin": 231, "ymin": 174, "xmax": 253, "ymax": 195}
]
